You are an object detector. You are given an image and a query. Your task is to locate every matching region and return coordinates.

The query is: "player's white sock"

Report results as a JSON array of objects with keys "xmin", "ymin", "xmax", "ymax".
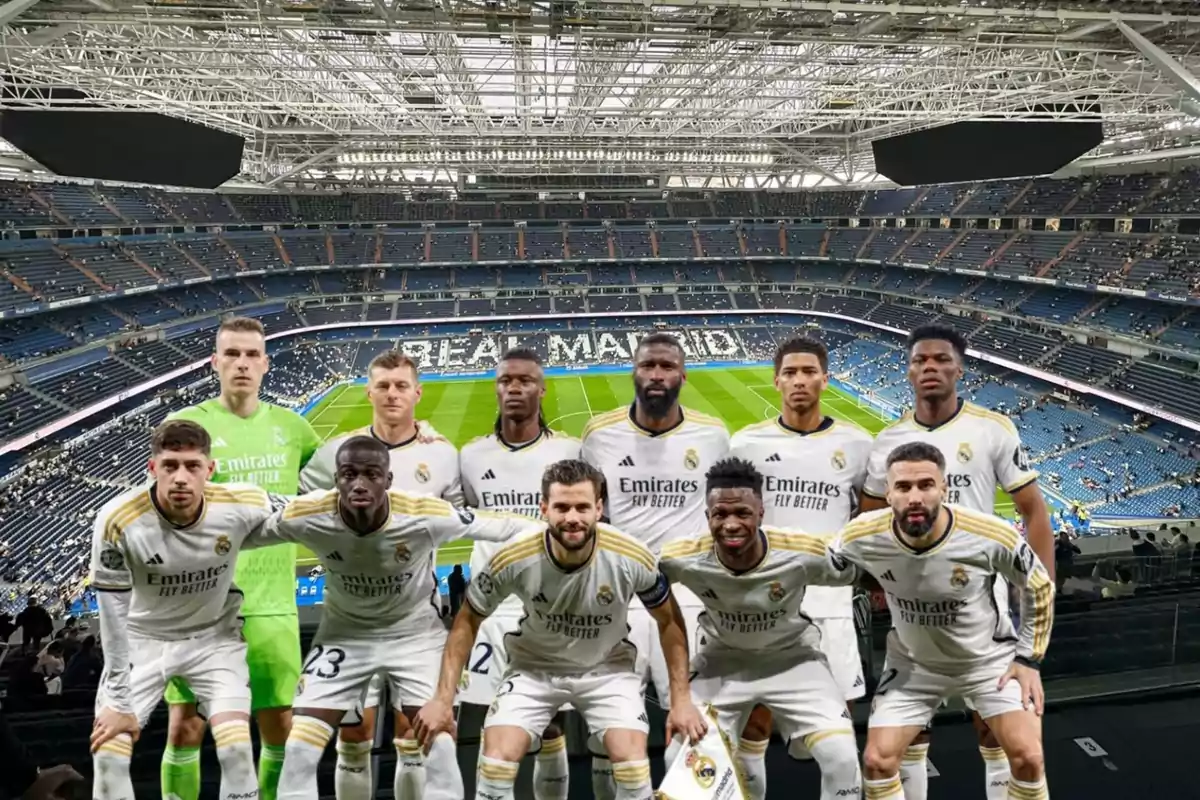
[
  {"xmin": 335, "ymin": 740, "xmax": 373, "ymax": 800},
  {"xmin": 591, "ymin": 757, "xmax": 617, "ymax": 800},
  {"xmin": 899, "ymin": 743, "xmax": 930, "ymax": 800},
  {"xmin": 534, "ymin": 735, "xmax": 570, "ymax": 800},
  {"xmin": 278, "ymin": 717, "xmax": 334, "ymax": 800},
  {"xmin": 394, "ymin": 738, "xmax": 426, "ymax": 799},
  {"xmin": 864, "ymin": 774, "xmax": 905, "ymax": 799},
  {"xmin": 1007, "ymin": 775, "xmax": 1049, "ymax": 799},
  {"xmin": 805, "ymin": 730, "xmax": 862, "ymax": 800},
  {"xmin": 212, "ymin": 720, "xmax": 259, "ymax": 800},
  {"xmin": 736, "ymin": 738, "xmax": 770, "ymax": 800},
  {"xmin": 611, "ymin": 759, "xmax": 652, "ymax": 800},
  {"xmin": 476, "ymin": 755, "xmax": 519, "ymax": 800},
  {"xmin": 426, "ymin": 732, "xmax": 467, "ymax": 800},
  {"xmin": 93, "ymin": 734, "xmax": 136, "ymax": 800},
  {"xmin": 980, "ymin": 746, "xmax": 1011, "ymax": 800}
]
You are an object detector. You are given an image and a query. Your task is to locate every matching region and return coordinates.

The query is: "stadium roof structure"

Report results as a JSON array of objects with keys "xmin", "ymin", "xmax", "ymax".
[{"xmin": 2, "ymin": 0, "xmax": 1200, "ymax": 192}]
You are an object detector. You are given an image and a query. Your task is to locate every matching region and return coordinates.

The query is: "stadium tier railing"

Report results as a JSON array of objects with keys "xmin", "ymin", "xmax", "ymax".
[{"xmin": 5, "ymin": 309, "xmax": 1197, "ymax": 461}]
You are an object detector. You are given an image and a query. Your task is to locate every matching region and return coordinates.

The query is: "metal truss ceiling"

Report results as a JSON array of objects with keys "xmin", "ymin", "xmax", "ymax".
[{"xmin": 2, "ymin": 0, "xmax": 1200, "ymax": 190}]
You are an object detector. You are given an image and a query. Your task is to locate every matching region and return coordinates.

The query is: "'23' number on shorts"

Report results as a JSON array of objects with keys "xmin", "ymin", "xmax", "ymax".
[{"xmin": 302, "ymin": 645, "xmax": 348, "ymax": 679}]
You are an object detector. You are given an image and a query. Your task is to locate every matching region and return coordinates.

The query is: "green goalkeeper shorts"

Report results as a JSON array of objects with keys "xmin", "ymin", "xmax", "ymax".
[{"xmin": 164, "ymin": 615, "xmax": 302, "ymax": 712}]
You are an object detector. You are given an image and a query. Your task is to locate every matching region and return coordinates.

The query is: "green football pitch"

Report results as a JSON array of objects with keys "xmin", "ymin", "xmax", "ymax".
[{"xmin": 301, "ymin": 367, "xmax": 1015, "ymax": 565}]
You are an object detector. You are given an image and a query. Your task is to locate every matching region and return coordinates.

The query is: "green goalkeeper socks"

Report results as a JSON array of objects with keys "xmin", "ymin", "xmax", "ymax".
[
  {"xmin": 259, "ymin": 744, "xmax": 287, "ymax": 800},
  {"xmin": 161, "ymin": 746, "xmax": 202, "ymax": 800}
]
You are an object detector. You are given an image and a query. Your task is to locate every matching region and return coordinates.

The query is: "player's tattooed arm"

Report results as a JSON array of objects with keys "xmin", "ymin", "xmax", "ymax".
[
  {"xmin": 414, "ymin": 601, "xmax": 486, "ymax": 753},
  {"xmin": 806, "ymin": 543, "xmax": 861, "ymax": 587}
]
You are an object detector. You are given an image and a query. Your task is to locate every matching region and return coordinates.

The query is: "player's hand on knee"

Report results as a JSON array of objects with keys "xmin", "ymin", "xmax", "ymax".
[
  {"xmin": 998, "ymin": 661, "xmax": 1044, "ymax": 716},
  {"xmin": 665, "ymin": 700, "xmax": 708, "ymax": 746},
  {"xmin": 90, "ymin": 708, "xmax": 140, "ymax": 752},
  {"xmin": 412, "ymin": 699, "xmax": 456, "ymax": 754}
]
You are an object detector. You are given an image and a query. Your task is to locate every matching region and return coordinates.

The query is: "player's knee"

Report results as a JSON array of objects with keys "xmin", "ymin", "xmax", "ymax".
[
  {"xmin": 863, "ymin": 743, "xmax": 902, "ymax": 777},
  {"xmin": 482, "ymin": 727, "xmax": 533, "ymax": 764},
  {"xmin": 256, "ymin": 707, "xmax": 293, "ymax": 746},
  {"xmin": 808, "ymin": 733, "xmax": 860, "ymax": 783},
  {"xmin": 741, "ymin": 705, "xmax": 772, "ymax": 741},
  {"xmin": 1003, "ymin": 741, "xmax": 1044, "ymax": 779},
  {"xmin": 212, "ymin": 720, "xmax": 256, "ymax": 771},
  {"xmin": 339, "ymin": 721, "xmax": 373, "ymax": 743},
  {"xmin": 601, "ymin": 729, "xmax": 647, "ymax": 765},
  {"xmin": 166, "ymin": 711, "xmax": 207, "ymax": 748}
]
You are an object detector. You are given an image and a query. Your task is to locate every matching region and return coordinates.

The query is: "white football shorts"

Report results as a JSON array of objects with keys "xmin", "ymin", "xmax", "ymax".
[
  {"xmin": 691, "ymin": 649, "xmax": 854, "ymax": 758},
  {"xmin": 483, "ymin": 667, "xmax": 648, "ymax": 750},
  {"xmin": 812, "ymin": 617, "xmax": 866, "ymax": 701},
  {"xmin": 630, "ymin": 584, "xmax": 705, "ymax": 710},
  {"xmin": 868, "ymin": 650, "xmax": 1027, "ymax": 729},
  {"xmin": 299, "ymin": 631, "xmax": 443, "ymax": 715},
  {"xmin": 457, "ymin": 602, "xmax": 524, "ymax": 708},
  {"xmin": 96, "ymin": 624, "xmax": 251, "ymax": 727}
]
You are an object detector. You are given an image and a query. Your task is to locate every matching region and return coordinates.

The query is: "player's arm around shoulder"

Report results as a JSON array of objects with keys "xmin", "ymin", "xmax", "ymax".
[
  {"xmin": 766, "ymin": 526, "xmax": 858, "ymax": 587},
  {"xmin": 298, "ymin": 435, "xmax": 341, "ymax": 494},
  {"xmin": 245, "ymin": 488, "xmax": 335, "ymax": 548},
  {"xmin": 418, "ymin": 491, "xmax": 544, "ymax": 545},
  {"xmin": 658, "ymin": 532, "xmax": 712, "ymax": 588},
  {"xmin": 830, "ymin": 507, "xmax": 894, "ymax": 571}
]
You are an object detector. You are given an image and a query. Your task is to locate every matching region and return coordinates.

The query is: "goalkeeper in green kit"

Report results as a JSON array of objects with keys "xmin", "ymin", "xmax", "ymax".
[{"xmin": 164, "ymin": 316, "xmax": 322, "ymax": 800}]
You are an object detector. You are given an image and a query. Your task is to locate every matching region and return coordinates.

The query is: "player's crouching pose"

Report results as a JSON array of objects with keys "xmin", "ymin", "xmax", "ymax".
[
  {"xmin": 414, "ymin": 459, "xmax": 708, "ymax": 800},
  {"xmin": 660, "ymin": 458, "xmax": 862, "ymax": 800},
  {"xmin": 832, "ymin": 442, "xmax": 1055, "ymax": 800},
  {"xmin": 89, "ymin": 420, "xmax": 275, "ymax": 800},
  {"xmin": 248, "ymin": 436, "xmax": 541, "ymax": 800}
]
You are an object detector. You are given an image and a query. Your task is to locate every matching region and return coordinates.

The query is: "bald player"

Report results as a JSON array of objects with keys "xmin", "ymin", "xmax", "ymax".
[
  {"xmin": 859, "ymin": 325, "xmax": 1054, "ymax": 800},
  {"xmin": 581, "ymin": 332, "xmax": 729, "ymax": 797}
]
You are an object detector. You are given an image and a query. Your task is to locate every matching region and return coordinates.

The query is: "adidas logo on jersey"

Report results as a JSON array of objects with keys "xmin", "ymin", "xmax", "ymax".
[
  {"xmin": 765, "ymin": 453, "xmax": 782, "ymax": 462},
  {"xmin": 700, "ymin": 588, "xmax": 719, "ymax": 600},
  {"xmin": 854, "ymin": 675, "xmax": 865, "ymax": 687},
  {"xmin": 147, "ymin": 553, "xmax": 164, "ymax": 565},
  {"xmin": 481, "ymin": 469, "xmax": 496, "ymax": 480},
  {"xmin": 880, "ymin": 570, "xmax": 896, "ymax": 582},
  {"xmin": 618, "ymin": 456, "xmax": 635, "ymax": 467},
  {"xmin": 327, "ymin": 551, "xmax": 345, "ymax": 561},
  {"xmin": 531, "ymin": 592, "xmax": 548, "ymax": 604},
  {"xmin": 212, "ymin": 437, "xmax": 228, "ymax": 448}
]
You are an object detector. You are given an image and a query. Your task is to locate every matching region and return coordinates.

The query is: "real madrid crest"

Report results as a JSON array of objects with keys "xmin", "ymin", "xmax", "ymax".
[
  {"xmin": 394, "ymin": 543, "xmax": 412, "ymax": 564},
  {"xmin": 596, "ymin": 584, "xmax": 615, "ymax": 605},
  {"xmin": 768, "ymin": 581, "xmax": 786, "ymax": 603},
  {"xmin": 215, "ymin": 535, "xmax": 232, "ymax": 556},
  {"xmin": 831, "ymin": 449, "xmax": 847, "ymax": 471},
  {"xmin": 685, "ymin": 750, "xmax": 717, "ymax": 789},
  {"xmin": 296, "ymin": 676, "xmax": 306, "ymax": 696},
  {"xmin": 415, "ymin": 463, "xmax": 431, "ymax": 484},
  {"xmin": 956, "ymin": 443, "xmax": 972, "ymax": 464},
  {"xmin": 684, "ymin": 448, "xmax": 700, "ymax": 471},
  {"xmin": 950, "ymin": 565, "xmax": 969, "ymax": 589}
]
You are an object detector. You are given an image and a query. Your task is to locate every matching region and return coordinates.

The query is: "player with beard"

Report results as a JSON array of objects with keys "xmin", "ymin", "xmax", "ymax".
[
  {"xmin": 581, "ymin": 333, "xmax": 729, "ymax": 798},
  {"xmin": 859, "ymin": 325, "xmax": 1054, "ymax": 800},
  {"xmin": 299, "ymin": 349, "xmax": 462, "ymax": 800},
  {"xmin": 660, "ymin": 458, "xmax": 863, "ymax": 800},
  {"xmin": 460, "ymin": 349, "xmax": 581, "ymax": 800},
  {"xmin": 414, "ymin": 459, "xmax": 708, "ymax": 800},
  {"xmin": 727, "ymin": 337, "xmax": 872, "ymax": 798},
  {"xmin": 832, "ymin": 442, "xmax": 1054, "ymax": 800},
  {"xmin": 251, "ymin": 437, "xmax": 540, "ymax": 800}
]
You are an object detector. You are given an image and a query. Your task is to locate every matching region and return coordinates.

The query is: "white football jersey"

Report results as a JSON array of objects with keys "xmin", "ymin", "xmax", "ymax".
[
  {"xmin": 252, "ymin": 490, "xmax": 540, "ymax": 639},
  {"xmin": 660, "ymin": 527, "xmax": 856, "ymax": 667},
  {"xmin": 89, "ymin": 483, "xmax": 272, "ymax": 639},
  {"xmin": 730, "ymin": 416, "xmax": 871, "ymax": 618},
  {"xmin": 831, "ymin": 506, "xmax": 1054, "ymax": 674},
  {"xmin": 462, "ymin": 429, "xmax": 582, "ymax": 615},
  {"xmin": 465, "ymin": 524, "xmax": 670, "ymax": 673},
  {"xmin": 863, "ymin": 400, "xmax": 1038, "ymax": 511},
  {"xmin": 582, "ymin": 406, "xmax": 730, "ymax": 553},
  {"xmin": 300, "ymin": 424, "xmax": 463, "ymax": 504}
]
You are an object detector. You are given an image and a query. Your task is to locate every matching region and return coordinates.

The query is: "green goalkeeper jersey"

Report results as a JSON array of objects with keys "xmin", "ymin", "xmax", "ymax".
[{"xmin": 171, "ymin": 398, "xmax": 322, "ymax": 617}]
